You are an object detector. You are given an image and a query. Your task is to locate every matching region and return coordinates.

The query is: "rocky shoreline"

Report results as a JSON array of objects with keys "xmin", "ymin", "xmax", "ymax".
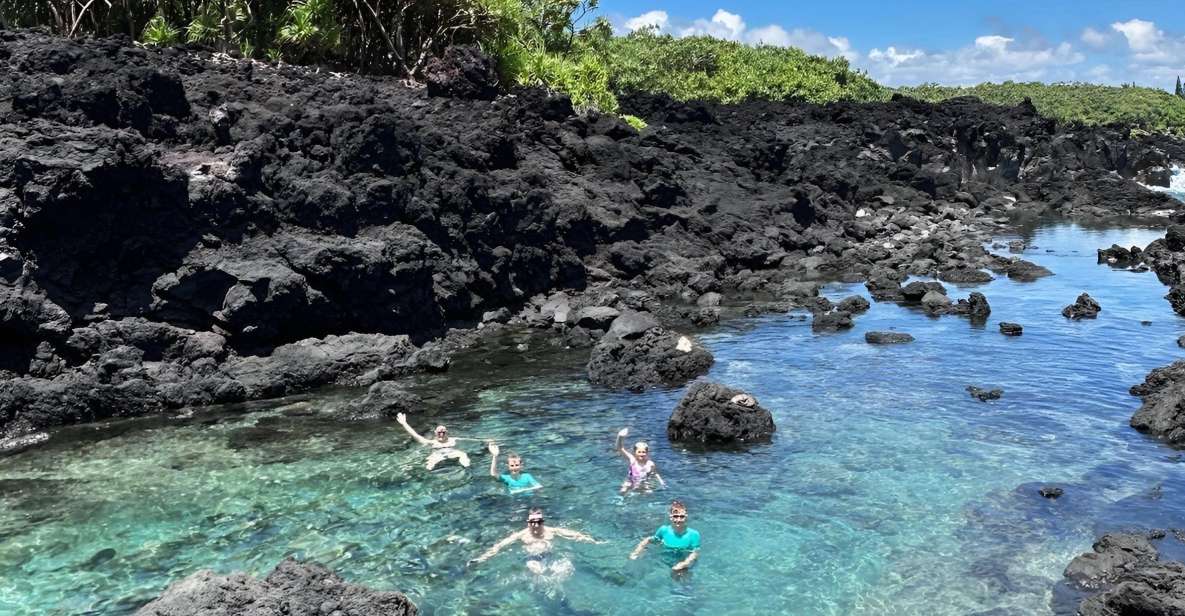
[
  {"xmin": 4, "ymin": 29, "xmax": 1185, "ymax": 614},
  {"xmin": 3, "ymin": 29, "xmax": 1184, "ymax": 448}
]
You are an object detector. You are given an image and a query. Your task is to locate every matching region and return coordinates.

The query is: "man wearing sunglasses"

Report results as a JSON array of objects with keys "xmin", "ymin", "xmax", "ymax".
[
  {"xmin": 395, "ymin": 412, "xmax": 472, "ymax": 470},
  {"xmin": 629, "ymin": 500, "xmax": 700, "ymax": 571},
  {"xmin": 470, "ymin": 508, "xmax": 597, "ymax": 576}
]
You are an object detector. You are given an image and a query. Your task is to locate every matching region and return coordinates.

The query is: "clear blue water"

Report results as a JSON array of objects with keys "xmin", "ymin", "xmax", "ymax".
[{"xmin": 2, "ymin": 223, "xmax": 1185, "ymax": 615}]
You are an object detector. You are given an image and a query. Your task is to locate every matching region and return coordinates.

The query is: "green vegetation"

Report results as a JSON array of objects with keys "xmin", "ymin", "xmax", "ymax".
[
  {"xmin": 898, "ymin": 82, "xmax": 1185, "ymax": 134},
  {"xmin": 5, "ymin": 1, "xmax": 1185, "ymax": 131},
  {"xmin": 622, "ymin": 114, "xmax": 647, "ymax": 131},
  {"xmin": 605, "ymin": 32, "xmax": 888, "ymax": 105}
]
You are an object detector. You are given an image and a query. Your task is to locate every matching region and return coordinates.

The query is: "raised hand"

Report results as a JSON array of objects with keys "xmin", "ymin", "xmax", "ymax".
[
  {"xmin": 617, "ymin": 427, "xmax": 629, "ymax": 438},
  {"xmin": 396, "ymin": 412, "xmax": 407, "ymax": 424},
  {"xmin": 488, "ymin": 442, "xmax": 500, "ymax": 455}
]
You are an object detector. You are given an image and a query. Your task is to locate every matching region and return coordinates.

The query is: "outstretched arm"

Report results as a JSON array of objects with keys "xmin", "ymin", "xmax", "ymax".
[
  {"xmin": 672, "ymin": 550, "xmax": 698, "ymax": 571},
  {"xmin": 472, "ymin": 530, "xmax": 521, "ymax": 564},
  {"xmin": 487, "ymin": 442, "xmax": 500, "ymax": 478},
  {"xmin": 629, "ymin": 537, "xmax": 652, "ymax": 560},
  {"xmin": 396, "ymin": 413, "xmax": 431, "ymax": 445},
  {"xmin": 615, "ymin": 428, "xmax": 634, "ymax": 462},
  {"xmin": 553, "ymin": 527, "xmax": 595, "ymax": 543}
]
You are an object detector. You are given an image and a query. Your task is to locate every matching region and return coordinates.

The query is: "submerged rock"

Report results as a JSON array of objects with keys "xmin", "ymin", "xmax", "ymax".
[
  {"xmin": 1062, "ymin": 293, "xmax": 1102, "ymax": 320},
  {"xmin": 343, "ymin": 382, "xmax": 424, "ymax": 421},
  {"xmin": 667, "ymin": 382, "xmax": 775, "ymax": 444},
  {"xmin": 135, "ymin": 558, "xmax": 417, "ymax": 616},
  {"xmin": 938, "ymin": 268, "xmax": 993, "ymax": 284},
  {"xmin": 865, "ymin": 331, "xmax": 914, "ymax": 344},
  {"xmin": 967, "ymin": 385, "xmax": 1003, "ymax": 401},
  {"xmin": 587, "ymin": 325, "xmax": 713, "ymax": 391}
]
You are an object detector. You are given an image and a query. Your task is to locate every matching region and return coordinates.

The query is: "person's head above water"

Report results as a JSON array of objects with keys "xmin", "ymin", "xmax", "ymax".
[
  {"xmin": 526, "ymin": 507, "xmax": 545, "ymax": 535},
  {"xmin": 433, "ymin": 425, "xmax": 449, "ymax": 442},
  {"xmin": 507, "ymin": 453, "xmax": 523, "ymax": 474},
  {"xmin": 669, "ymin": 500, "xmax": 688, "ymax": 530},
  {"xmin": 633, "ymin": 441, "xmax": 649, "ymax": 462}
]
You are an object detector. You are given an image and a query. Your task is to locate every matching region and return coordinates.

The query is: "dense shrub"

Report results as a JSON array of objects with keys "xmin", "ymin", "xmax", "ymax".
[
  {"xmin": 605, "ymin": 32, "xmax": 888, "ymax": 105},
  {"xmin": 899, "ymin": 82, "xmax": 1185, "ymax": 134}
]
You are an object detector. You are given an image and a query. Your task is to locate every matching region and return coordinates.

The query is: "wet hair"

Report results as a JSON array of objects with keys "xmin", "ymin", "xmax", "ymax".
[
  {"xmin": 506, "ymin": 452, "xmax": 522, "ymax": 462},
  {"xmin": 434, "ymin": 425, "xmax": 447, "ymax": 434},
  {"xmin": 528, "ymin": 507, "xmax": 543, "ymax": 518},
  {"xmin": 633, "ymin": 441, "xmax": 649, "ymax": 452},
  {"xmin": 669, "ymin": 500, "xmax": 687, "ymax": 513}
]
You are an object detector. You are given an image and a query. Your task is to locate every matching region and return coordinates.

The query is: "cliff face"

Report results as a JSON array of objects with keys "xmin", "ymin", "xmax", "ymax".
[{"xmin": 0, "ymin": 29, "xmax": 1182, "ymax": 441}]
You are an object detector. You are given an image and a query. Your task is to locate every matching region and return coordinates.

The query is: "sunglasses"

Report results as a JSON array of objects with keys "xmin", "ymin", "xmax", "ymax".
[
  {"xmin": 528, "ymin": 518, "xmax": 544, "ymax": 525},
  {"xmin": 670, "ymin": 513, "xmax": 687, "ymax": 519}
]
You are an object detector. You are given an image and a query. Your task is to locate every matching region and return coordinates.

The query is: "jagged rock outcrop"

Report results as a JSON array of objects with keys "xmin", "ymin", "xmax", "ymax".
[
  {"xmin": 1062, "ymin": 293, "xmax": 1102, "ymax": 320},
  {"xmin": 667, "ymin": 381, "xmax": 775, "ymax": 443},
  {"xmin": 1129, "ymin": 360, "xmax": 1185, "ymax": 445},
  {"xmin": 1062, "ymin": 532, "xmax": 1185, "ymax": 616},
  {"xmin": 135, "ymin": 558, "xmax": 418, "ymax": 616}
]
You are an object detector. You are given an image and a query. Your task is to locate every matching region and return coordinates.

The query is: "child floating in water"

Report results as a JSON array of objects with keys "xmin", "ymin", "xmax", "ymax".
[
  {"xmin": 396, "ymin": 412, "xmax": 472, "ymax": 470},
  {"xmin": 488, "ymin": 442, "xmax": 542, "ymax": 494},
  {"xmin": 615, "ymin": 427, "xmax": 665, "ymax": 494},
  {"xmin": 629, "ymin": 500, "xmax": 700, "ymax": 572},
  {"xmin": 470, "ymin": 508, "xmax": 596, "ymax": 579}
]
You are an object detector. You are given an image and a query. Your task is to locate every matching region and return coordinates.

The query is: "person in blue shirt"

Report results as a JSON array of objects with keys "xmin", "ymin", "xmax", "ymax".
[
  {"xmin": 629, "ymin": 500, "xmax": 700, "ymax": 571},
  {"xmin": 487, "ymin": 442, "xmax": 542, "ymax": 494}
]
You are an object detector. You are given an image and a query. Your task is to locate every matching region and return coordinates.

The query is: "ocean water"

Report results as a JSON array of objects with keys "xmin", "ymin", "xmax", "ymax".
[{"xmin": 2, "ymin": 223, "xmax": 1185, "ymax": 615}]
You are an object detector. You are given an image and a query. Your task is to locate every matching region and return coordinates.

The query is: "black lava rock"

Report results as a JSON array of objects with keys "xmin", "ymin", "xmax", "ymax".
[
  {"xmin": 1062, "ymin": 293, "xmax": 1102, "ymax": 320},
  {"xmin": 1039, "ymin": 486, "xmax": 1065, "ymax": 499},
  {"xmin": 999, "ymin": 322, "xmax": 1023, "ymax": 336},
  {"xmin": 423, "ymin": 45, "xmax": 499, "ymax": 100},
  {"xmin": 134, "ymin": 558, "xmax": 418, "ymax": 616},
  {"xmin": 667, "ymin": 381, "xmax": 775, "ymax": 444},
  {"xmin": 967, "ymin": 385, "xmax": 1003, "ymax": 401},
  {"xmin": 865, "ymin": 331, "xmax": 914, "ymax": 344}
]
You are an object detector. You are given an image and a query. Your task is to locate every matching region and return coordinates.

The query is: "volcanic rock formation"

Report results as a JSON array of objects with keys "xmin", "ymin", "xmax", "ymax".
[{"xmin": 667, "ymin": 381, "xmax": 775, "ymax": 443}]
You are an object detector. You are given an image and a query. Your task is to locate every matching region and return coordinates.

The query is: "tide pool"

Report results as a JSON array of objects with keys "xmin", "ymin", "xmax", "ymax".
[{"xmin": 1, "ymin": 224, "xmax": 1183, "ymax": 615}]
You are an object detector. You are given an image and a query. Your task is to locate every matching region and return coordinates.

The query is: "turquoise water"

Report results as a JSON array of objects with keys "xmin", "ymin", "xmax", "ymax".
[{"xmin": 2, "ymin": 224, "xmax": 1185, "ymax": 615}]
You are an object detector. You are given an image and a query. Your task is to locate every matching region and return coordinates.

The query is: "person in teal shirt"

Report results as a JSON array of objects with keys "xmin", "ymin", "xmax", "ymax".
[
  {"xmin": 487, "ymin": 442, "xmax": 542, "ymax": 494},
  {"xmin": 629, "ymin": 500, "xmax": 700, "ymax": 571}
]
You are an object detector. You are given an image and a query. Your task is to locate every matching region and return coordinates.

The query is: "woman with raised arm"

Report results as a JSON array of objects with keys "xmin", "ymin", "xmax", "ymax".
[{"xmin": 395, "ymin": 412, "xmax": 471, "ymax": 470}]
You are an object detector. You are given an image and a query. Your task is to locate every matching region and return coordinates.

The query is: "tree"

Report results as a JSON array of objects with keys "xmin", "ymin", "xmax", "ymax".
[{"xmin": 1176, "ymin": 76, "xmax": 1182, "ymax": 98}]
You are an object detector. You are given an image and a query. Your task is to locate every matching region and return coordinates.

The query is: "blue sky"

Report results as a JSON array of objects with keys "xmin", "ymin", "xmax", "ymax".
[{"xmin": 598, "ymin": 1, "xmax": 1185, "ymax": 89}]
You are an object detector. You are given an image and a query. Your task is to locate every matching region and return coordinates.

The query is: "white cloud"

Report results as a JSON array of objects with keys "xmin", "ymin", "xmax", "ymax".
[
  {"xmin": 1111, "ymin": 18, "xmax": 1185, "ymax": 65},
  {"xmin": 624, "ymin": 10, "xmax": 668, "ymax": 33},
  {"xmin": 864, "ymin": 36, "xmax": 1084, "ymax": 86},
  {"xmin": 1081, "ymin": 27, "xmax": 1110, "ymax": 49},
  {"xmin": 620, "ymin": 8, "xmax": 856, "ymax": 61}
]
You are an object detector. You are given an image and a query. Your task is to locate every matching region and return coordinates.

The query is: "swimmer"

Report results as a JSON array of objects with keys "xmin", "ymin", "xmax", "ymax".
[
  {"xmin": 395, "ymin": 412, "xmax": 471, "ymax": 470},
  {"xmin": 629, "ymin": 500, "xmax": 700, "ymax": 572},
  {"xmin": 615, "ymin": 427, "xmax": 666, "ymax": 494},
  {"xmin": 470, "ymin": 508, "xmax": 596, "ymax": 576},
  {"xmin": 488, "ymin": 442, "xmax": 542, "ymax": 494}
]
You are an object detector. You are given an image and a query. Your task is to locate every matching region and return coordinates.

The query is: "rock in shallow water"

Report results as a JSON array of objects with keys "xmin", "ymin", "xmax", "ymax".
[
  {"xmin": 1129, "ymin": 360, "xmax": 1185, "ymax": 445},
  {"xmin": 1061, "ymin": 531, "xmax": 1185, "ymax": 616},
  {"xmin": 587, "ymin": 319, "xmax": 713, "ymax": 391},
  {"xmin": 967, "ymin": 385, "xmax": 1003, "ymax": 401},
  {"xmin": 1062, "ymin": 293, "xmax": 1102, "ymax": 320},
  {"xmin": 342, "ymin": 382, "xmax": 424, "ymax": 421},
  {"xmin": 135, "ymin": 558, "xmax": 417, "ymax": 616},
  {"xmin": 865, "ymin": 331, "xmax": 914, "ymax": 344},
  {"xmin": 667, "ymin": 382, "xmax": 775, "ymax": 444},
  {"xmin": 999, "ymin": 322, "xmax": 1023, "ymax": 336},
  {"xmin": 1039, "ymin": 486, "xmax": 1064, "ymax": 499}
]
